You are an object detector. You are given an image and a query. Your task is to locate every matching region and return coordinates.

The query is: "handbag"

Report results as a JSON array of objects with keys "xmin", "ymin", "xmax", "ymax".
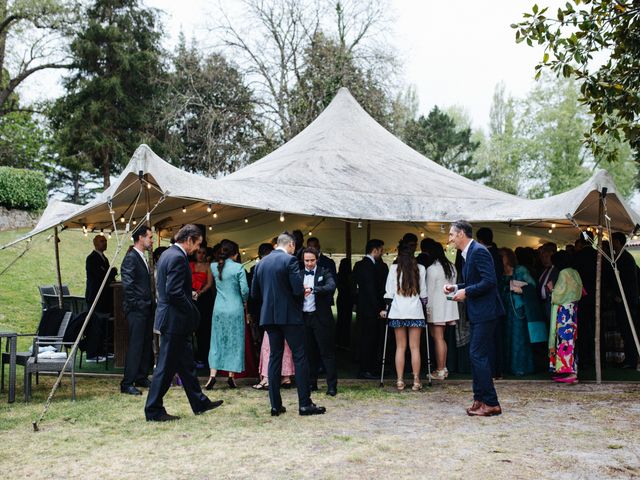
[{"xmin": 527, "ymin": 320, "xmax": 547, "ymax": 344}]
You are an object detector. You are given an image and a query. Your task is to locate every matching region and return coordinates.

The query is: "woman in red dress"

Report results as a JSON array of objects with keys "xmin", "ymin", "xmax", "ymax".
[{"xmin": 191, "ymin": 246, "xmax": 214, "ymax": 368}]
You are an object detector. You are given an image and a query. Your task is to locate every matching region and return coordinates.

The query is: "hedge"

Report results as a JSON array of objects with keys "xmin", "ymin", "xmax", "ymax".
[{"xmin": 0, "ymin": 166, "xmax": 48, "ymax": 211}]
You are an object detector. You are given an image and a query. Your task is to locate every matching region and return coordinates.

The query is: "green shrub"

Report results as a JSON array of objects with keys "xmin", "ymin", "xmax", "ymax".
[{"xmin": 0, "ymin": 166, "xmax": 48, "ymax": 211}]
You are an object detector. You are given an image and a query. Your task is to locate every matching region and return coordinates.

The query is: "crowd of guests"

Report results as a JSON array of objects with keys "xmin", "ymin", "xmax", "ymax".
[{"xmin": 85, "ymin": 224, "xmax": 639, "ymax": 400}]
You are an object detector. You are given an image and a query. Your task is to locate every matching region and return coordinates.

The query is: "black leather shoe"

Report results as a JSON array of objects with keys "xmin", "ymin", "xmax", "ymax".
[
  {"xmin": 299, "ymin": 402, "xmax": 326, "ymax": 416},
  {"xmin": 309, "ymin": 383, "xmax": 318, "ymax": 391},
  {"xmin": 134, "ymin": 378, "xmax": 151, "ymax": 388},
  {"xmin": 357, "ymin": 371, "xmax": 378, "ymax": 380},
  {"xmin": 195, "ymin": 399, "xmax": 224, "ymax": 415},
  {"xmin": 326, "ymin": 388, "xmax": 337, "ymax": 396},
  {"xmin": 204, "ymin": 377, "xmax": 216, "ymax": 390},
  {"xmin": 227, "ymin": 377, "xmax": 237, "ymax": 389},
  {"xmin": 147, "ymin": 413, "xmax": 180, "ymax": 422},
  {"xmin": 270, "ymin": 406, "xmax": 287, "ymax": 416},
  {"xmin": 120, "ymin": 385, "xmax": 142, "ymax": 395}
]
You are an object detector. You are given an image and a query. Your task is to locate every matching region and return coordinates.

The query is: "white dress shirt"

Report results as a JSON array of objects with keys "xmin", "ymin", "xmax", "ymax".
[
  {"xmin": 303, "ymin": 268, "xmax": 316, "ymax": 312},
  {"xmin": 461, "ymin": 239, "xmax": 474, "ymax": 261}
]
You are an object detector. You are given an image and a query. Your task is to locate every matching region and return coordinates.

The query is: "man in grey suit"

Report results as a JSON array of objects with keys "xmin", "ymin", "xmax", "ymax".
[
  {"xmin": 251, "ymin": 232, "xmax": 326, "ymax": 416},
  {"xmin": 120, "ymin": 225, "xmax": 154, "ymax": 395}
]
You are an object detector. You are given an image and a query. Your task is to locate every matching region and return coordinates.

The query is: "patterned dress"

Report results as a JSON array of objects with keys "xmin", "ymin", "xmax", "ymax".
[{"xmin": 549, "ymin": 268, "xmax": 583, "ymax": 374}]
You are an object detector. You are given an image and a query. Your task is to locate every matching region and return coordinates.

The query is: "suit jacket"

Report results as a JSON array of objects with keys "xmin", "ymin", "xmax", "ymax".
[
  {"xmin": 311, "ymin": 265, "xmax": 336, "ymax": 321},
  {"xmin": 352, "ymin": 257, "xmax": 388, "ymax": 318},
  {"xmin": 317, "ymin": 254, "xmax": 337, "ymax": 279},
  {"xmin": 85, "ymin": 250, "xmax": 116, "ymax": 313},
  {"xmin": 154, "ymin": 245, "xmax": 200, "ymax": 335},
  {"xmin": 120, "ymin": 248, "xmax": 153, "ymax": 314},
  {"xmin": 251, "ymin": 249, "xmax": 304, "ymax": 326},
  {"xmin": 457, "ymin": 241, "xmax": 505, "ymax": 323}
]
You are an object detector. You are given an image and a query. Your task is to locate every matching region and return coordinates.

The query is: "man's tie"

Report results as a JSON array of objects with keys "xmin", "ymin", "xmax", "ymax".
[{"xmin": 305, "ymin": 270, "xmax": 314, "ymax": 276}]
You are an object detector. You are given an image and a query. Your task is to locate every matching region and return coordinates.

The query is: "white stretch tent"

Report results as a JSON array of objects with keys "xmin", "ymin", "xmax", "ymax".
[{"xmin": 11, "ymin": 88, "xmax": 640, "ymax": 254}]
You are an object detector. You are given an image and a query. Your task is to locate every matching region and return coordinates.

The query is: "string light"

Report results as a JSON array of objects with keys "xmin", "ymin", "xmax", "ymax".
[
  {"xmin": 208, "ymin": 226, "xmax": 212, "ymax": 231},
  {"xmin": 420, "ymin": 232, "xmax": 425, "ymax": 238},
  {"xmin": 108, "ymin": 233, "xmax": 112, "ymax": 239},
  {"xmin": 120, "ymin": 215, "xmax": 125, "ymax": 223},
  {"xmin": 244, "ymin": 217, "xmax": 249, "ymax": 223},
  {"xmin": 147, "ymin": 183, "xmax": 151, "ymax": 189},
  {"xmin": 242, "ymin": 250, "xmax": 246, "ymax": 255},
  {"xmin": 132, "ymin": 220, "xmax": 137, "ymax": 226},
  {"xmin": 207, "ymin": 204, "xmax": 212, "ymax": 213},
  {"xmin": 83, "ymin": 232, "xmax": 88, "ymax": 237},
  {"xmin": 280, "ymin": 212, "xmax": 285, "ymax": 222},
  {"xmin": 551, "ymin": 223, "xmax": 556, "ymax": 229},
  {"xmin": 548, "ymin": 229, "xmax": 553, "ymax": 234},
  {"xmin": 308, "ymin": 231, "xmax": 313, "ymax": 236},
  {"xmin": 440, "ymin": 224, "xmax": 446, "ymax": 234},
  {"xmin": 99, "ymin": 229, "xmax": 104, "ymax": 236},
  {"xmin": 357, "ymin": 221, "xmax": 362, "ymax": 229},
  {"xmin": 212, "ymin": 211, "xmax": 218, "ymax": 219},
  {"xmin": 516, "ymin": 228, "xmax": 522, "ymax": 236},
  {"xmin": 182, "ymin": 206, "xmax": 186, "ymax": 213}
]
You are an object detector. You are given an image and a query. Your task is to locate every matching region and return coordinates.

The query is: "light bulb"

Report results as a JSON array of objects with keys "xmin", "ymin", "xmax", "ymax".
[
  {"xmin": 516, "ymin": 229, "xmax": 522, "ymax": 236},
  {"xmin": 133, "ymin": 220, "xmax": 137, "ymax": 225},
  {"xmin": 208, "ymin": 226, "xmax": 212, "ymax": 231},
  {"xmin": 551, "ymin": 223, "xmax": 556, "ymax": 229},
  {"xmin": 182, "ymin": 206, "xmax": 186, "ymax": 213},
  {"xmin": 357, "ymin": 221, "xmax": 362, "ymax": 229},
  {"xmin": 244, "ymin": 217, "xmax": 248, "ymax": 223},
  {"xmin": 120, "ymin": 216, "xmax": 125, "ymax": 223},
  {"xmin": 548, "ymin": 229, "xmax": 553, "ymax": 234},
  {"xmin": 420, "ymin": 232, "xmax": 425, "ymax": 238},
  {"xmin": 280, "ymin": 212, "xmax": 285, "ymax": 222},
  {"xmin": 207, "ymin": 204, "xmax": 212, "ymax": 213},
  {"xmin": 147, "ymin": 183, "xmax": 151, "ymax": 189},
  {"xmin": 308, "ymin": 231, "xmax": 312, "ymax": 236},
  {"xmin": 213, "ymin": 212, "xmax": 218, "ymax": 219}
]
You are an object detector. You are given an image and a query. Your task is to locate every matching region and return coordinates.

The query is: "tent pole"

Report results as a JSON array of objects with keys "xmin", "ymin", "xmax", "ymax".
[
  {"xmin": 54, "ymin": 226, "xmax": 64, "ymax": 309},
  {"xmin": 144, "ymin": 174, "xmax": 159, "ymax": 363},
  {"xmin": 345, "ymin": 221, "xmax": 352, "ymax": 262},
  {"xmin": 595, "ymin": 199, "xmax": 603, "ymax": 384}
]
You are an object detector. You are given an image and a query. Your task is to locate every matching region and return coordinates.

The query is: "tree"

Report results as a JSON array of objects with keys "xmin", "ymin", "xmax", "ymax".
[
  {"xmin": 51, "ymin": 0, "xmax": 165, "ymax": 189},
  {"xmin": 288, "ymin": 30, "xmax": 392, "ymax": 136},
  {"xmin": 215, "ymin": 0, "xmax": 397, "ymax": 143},
  {"xmin": 403, "ymin": 106, "xmax": 484, "ymax": 180},
  {"xmin": 0, "ymin": 111, "xmax": 50, "ymax": 168},
  {"xmin": 158, "ymin": 35, "xmax": 262, "ymax": 176},
  {"xmin": 0, "ymin": 0, "xmax": 76, "ymax": 115},
  {"xmin": 513, "ymin": 0, "xmax": 640, "ymax": 163}
]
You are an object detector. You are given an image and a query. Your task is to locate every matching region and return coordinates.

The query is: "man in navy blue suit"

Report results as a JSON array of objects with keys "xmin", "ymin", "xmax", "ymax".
[
  {"xmin": 145, "ymin": 224, "xmax": 223, "ymax": 422},
  {"xmin": 444, "ymin": 220, "xmax": 505, "ymax": 417},
  {"xmin": 251, "ymin": 232, "xmax": 326, "ymax": 416}
]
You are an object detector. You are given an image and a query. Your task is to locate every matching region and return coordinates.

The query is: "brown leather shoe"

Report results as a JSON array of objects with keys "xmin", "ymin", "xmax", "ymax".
[
  {"xmin": 468, "ymin": 403, "xmax": 502, "ymax": 417},
  {"xmin": 466, "ymin": 400, "xmax": 482, "ymax": 415}
]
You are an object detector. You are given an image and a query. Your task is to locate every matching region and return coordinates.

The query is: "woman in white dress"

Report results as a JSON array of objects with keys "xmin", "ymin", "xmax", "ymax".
[
  {"xmin": 422, "ymin": 238, "xmax": 459, "ymax": 380},
  {"xmin": 382, "ymin": 240, "xmax": 428, "ymax": 391}
]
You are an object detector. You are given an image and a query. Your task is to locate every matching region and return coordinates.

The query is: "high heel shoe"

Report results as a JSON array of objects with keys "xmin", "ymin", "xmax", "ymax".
[
  {"xmin": 412, "ymin": 374, "xmax": 422, "ymax": 391},
  {"xmin": 396, "ymin": 379, "xmax": 405, "ymax": 391},
  {"xmin": 204, "ymin": 377, "xmax": 216, "ymax": 390},
  {"xmin": 227, "ymin": 377, "xmax": 237, "ymax": 389}
]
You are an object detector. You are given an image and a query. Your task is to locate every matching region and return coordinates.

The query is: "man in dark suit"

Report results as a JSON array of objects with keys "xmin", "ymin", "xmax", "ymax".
[
  {"xmin": 352, "ymin": 239, "xmax": 388, "ymax": 379},
  {"xmin": 144, "ymin": 224, "xmax": 223, "ymax": 422},
  {"xmin": 251, "ymin": 232, "xmax": 326, "ymax": 416},
  {"xmin": 120, "ymin": 225, "xmax": 154, "ymax": 396},
  {"xmin": 445, "ymin": 220, "xmax": 505, "ymax": 417},
  {"xmin": 301, "ymin": 247, "xmax": 338, "ymax": 396},
  {"xmin": 84, "ymin": 234, "xmax": 118, "ymax": 361},
  {"xmin": 307, "ymin": 237, "xmax": 337, "ymax": 279},
  {"xmin": 612, "ymin": 232, "xmax": 639, "ymax": 369}
]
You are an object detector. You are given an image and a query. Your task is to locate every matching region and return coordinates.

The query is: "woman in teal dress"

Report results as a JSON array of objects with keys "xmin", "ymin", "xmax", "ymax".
[
  {"xmin": 205, "ymin": 240, "xmax": 249, "ymax": 389},
  {"xmin": 499, "ymin": 248, "xmax": 541, "ymax": 376}
]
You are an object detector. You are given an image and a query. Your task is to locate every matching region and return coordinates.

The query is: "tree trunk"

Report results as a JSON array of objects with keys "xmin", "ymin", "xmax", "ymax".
[
  {"xmin": 0, "ymin": 0, "xmax": 7, "ymax": 77},
  {"xmin": 102, "ymin": 153, "xmax": 110, "ymax": 188}
]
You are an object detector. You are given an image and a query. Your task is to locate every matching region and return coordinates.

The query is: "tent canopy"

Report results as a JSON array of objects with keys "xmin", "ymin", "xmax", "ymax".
[{"xmin": 16, "ymin": 88, "xmax": 640, "ymax": 255}]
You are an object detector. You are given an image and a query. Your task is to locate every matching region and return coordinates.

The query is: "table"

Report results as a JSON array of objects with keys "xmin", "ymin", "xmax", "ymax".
[{"xmin": 0, "ymin": 330, "xmax": 17, "ymax": 403}]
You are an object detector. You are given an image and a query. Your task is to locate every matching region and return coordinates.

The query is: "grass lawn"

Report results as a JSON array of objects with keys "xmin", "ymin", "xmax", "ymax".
[
  {"xmin": 2, "ymin": 227, "xmax": 640, "ymax": 478},
  {"xmin": 1, "ymin": 377, "xmax": 639, "ymax": 479}
]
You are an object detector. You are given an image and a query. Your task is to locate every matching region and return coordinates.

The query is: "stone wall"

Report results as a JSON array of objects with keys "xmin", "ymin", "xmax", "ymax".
[{"xmin": 0, "ymin": 206, "xmax": 39, "ymax": 231}]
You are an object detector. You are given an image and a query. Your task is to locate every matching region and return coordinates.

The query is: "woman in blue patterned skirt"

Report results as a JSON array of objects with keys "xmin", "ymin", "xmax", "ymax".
[{"xmin": 382, "ymin": 240, "xmax": 428, "ymax": 391}]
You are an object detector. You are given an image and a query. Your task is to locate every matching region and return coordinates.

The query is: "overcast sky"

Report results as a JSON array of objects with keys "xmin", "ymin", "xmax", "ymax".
[{"xmin": 22, "ymin": 0, "xmax": 549, "ymax": 132}]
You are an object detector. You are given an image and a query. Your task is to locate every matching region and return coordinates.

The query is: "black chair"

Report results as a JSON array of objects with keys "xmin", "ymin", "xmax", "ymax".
[
  {"xmin": 1, "ymin": 308, "xmax": 71, "ymax": 395},
  {"xmin": 24, "ymin": 312, "xmax": 77, "ymax": 401}
]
